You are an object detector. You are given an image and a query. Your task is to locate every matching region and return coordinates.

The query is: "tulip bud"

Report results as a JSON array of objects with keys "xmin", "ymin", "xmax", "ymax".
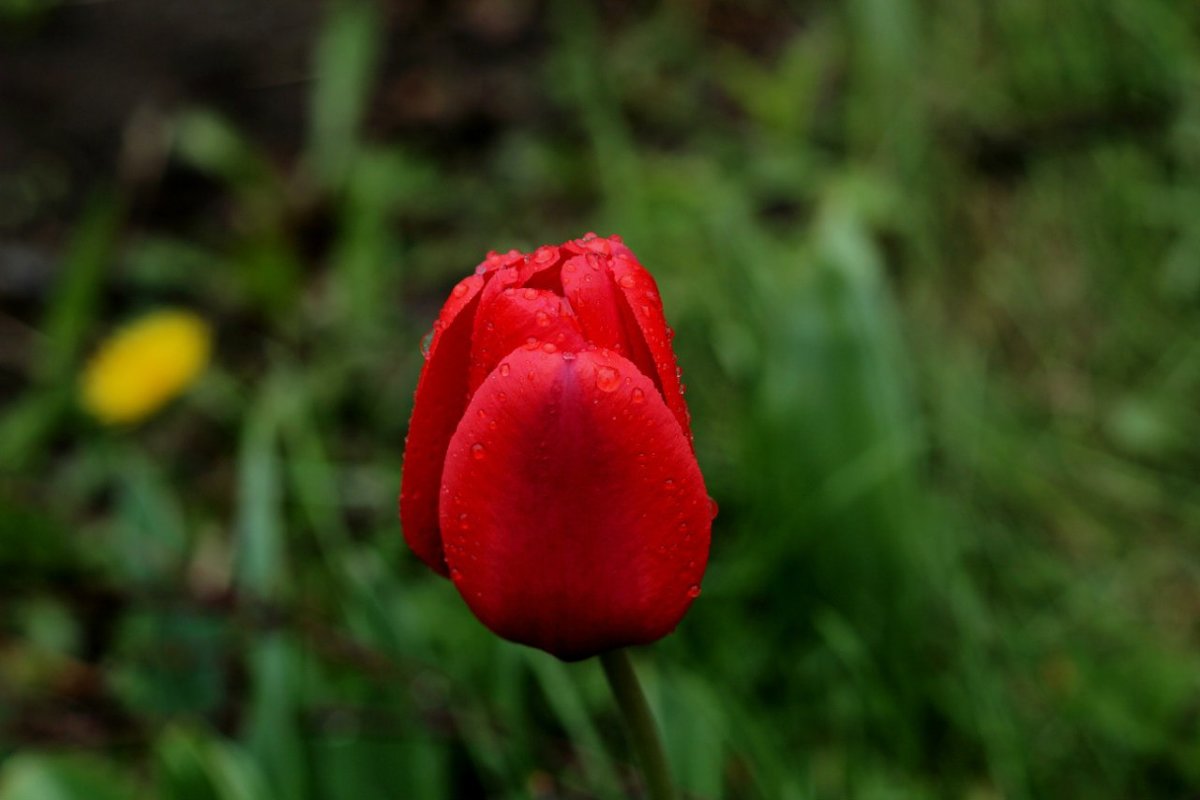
[{"xmin": 400, "ymin": 234, "xmax": 711, "ymax": 660}]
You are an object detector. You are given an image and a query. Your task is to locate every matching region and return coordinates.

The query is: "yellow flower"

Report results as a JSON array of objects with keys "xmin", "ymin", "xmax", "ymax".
[{"xmin": 80, "ymin": 310, "xmax": 212, "ymax": 425}]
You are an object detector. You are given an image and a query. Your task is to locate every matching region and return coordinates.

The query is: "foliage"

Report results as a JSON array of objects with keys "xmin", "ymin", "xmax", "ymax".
[{"xmin": 2, "ymin": 0, "xmax": 1199, "ymax": 797}]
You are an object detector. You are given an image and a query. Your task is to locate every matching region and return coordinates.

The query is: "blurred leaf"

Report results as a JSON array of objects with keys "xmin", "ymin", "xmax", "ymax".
[
  {"xmin": 234, "ymin": 379, "xmax": 290, "ymax": 596},
  {"xmin": 242, "ymin": 636, "xmax": 306, "ymax": 800},
  {"xmin": 109, "ymin": 446, "xmax": 189, "ymax": 582},
  {"xmin": 307, "ymin": 0, "xmax": 381, "ymax": 188},
  {"xmin": 0, "ymin": 753, "xmax": 142, "ymax": 800},
  {"xmin": 156, "ymin": 726, "xmax": 274, "ymax": 800},
  {"xmin": 174, "ymin": 111, "xmax": 275, "ymax": 194},
  {"xmin": 38, "ymin": 191, "xmax": 123, "ymax": 383},
  {"xmin": 526, "ymin": 654, "xmax": 622, "ymax": 798},
  {"xmin": 0, "ymin": 496, "xmax": 86, "ymax": 581},
  {"xmin": 109, "ymin": 610, "xmax": 228, "ymax": 719}
]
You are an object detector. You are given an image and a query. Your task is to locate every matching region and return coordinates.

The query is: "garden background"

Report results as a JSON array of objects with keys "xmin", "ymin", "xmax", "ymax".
[{"xmin": 1, "ymin": 0, "xmax": 1199, "ymax": 797}]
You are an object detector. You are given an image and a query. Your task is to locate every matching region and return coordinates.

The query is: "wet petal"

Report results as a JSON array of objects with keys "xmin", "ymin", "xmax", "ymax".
[
  {"xmin": 608, "ymin": 253, "xmax": 691, "ymax": 441},
  {"xmin": 399, "ymin": 273, "xmax": 487, "ymax": 575},
  {"xmin": 468, "ymin": 287, "xmax": 587, "ymax": 392},
  {"xmin": 439, "ymin": 347, "xmax": 710, "ymax": 660}
]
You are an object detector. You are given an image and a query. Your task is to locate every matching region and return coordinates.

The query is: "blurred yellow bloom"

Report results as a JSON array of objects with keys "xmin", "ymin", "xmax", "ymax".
[{"xmin": 80, "ymin": 310, "xmax": 212, "ymax": 425}]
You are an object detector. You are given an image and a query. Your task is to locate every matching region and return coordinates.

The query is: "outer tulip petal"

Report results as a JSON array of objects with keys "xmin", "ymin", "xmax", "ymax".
[
  {"xmin": 439, "ymin": 347, "xmax": 711, "ymax": 660},
  {"xmin": 468, "ymin": 287, "xmax": 587, "ymax": 392},
  {"xmin": 608, "ymin": 252, "xmax": 691, "ymax": 441},
  {"xmin": 399, "ymin": 273, "xmax": 487, "ymax": 575}
]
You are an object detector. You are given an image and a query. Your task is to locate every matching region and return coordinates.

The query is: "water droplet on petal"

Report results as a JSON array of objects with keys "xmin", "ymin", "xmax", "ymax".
[
  {"xmin": 663, "ymin": 478, "xmax": 676, "ymax": 491},
  {"xmin": 523, "ymin": 287, "xmax": 538, "ymax": 300},
  {"xmin": 541, "ymin": 342, "xmax": 557, "ymax": 353},
  {"xmin": 471, "ymin": 443, "xmax": 487, "ymax": 460},
  {"xmin": 452, "ymin": 281, "xmax": 470, "ymax": 297},
  {"xmin": 535, "ymin": 310, "xmax": 550, "ymax": 327},
  {"xmin": 499, "ymin": 363, "xmax": 511, "ymax": 377},
  {"xmin": 451, "ymin": 568, "xmax": 463, "ymax": 581},
  {"xmin": 618, "ymin": 274, "xmax": 636, "ymax": 289},
  {"xmin": 419, "ymin": 331, "xmax": 434, "ymax": 358},
  {"xmin": 525, "ymin": 337, "xmax": 540, "ymax": 349},
  {"xmin": 630, "ymin": 388, "xmax": 645, "ymax": 404},
  {"xmin": 708, "ymin": 496, "xmax": 719, "ymax": 519},
  {"xmin": 497, "ymin": 392, "xmax": 507, "ymax": 402},
  {"xmin": 595, "ymin": 365, "xmax": 620, "ymax": 392},
  {"xmin": 561, "ymin": 351, "xmax": 577, "ymax": 361},
  {"xmin": 687, "ymin": 585, "xmax": 702, "ymax": 599}
]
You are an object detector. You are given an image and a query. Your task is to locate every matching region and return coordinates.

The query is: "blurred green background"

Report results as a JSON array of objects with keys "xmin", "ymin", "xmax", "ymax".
[{"xmin": 2, "ymin": 0, "xmax": 1199, "ymax": 797}]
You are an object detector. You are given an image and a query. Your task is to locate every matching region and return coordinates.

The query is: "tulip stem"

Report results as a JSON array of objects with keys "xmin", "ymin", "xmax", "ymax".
[{"xmin": 599, "ymin": 649, "xmax": 675, "ymax": 800}]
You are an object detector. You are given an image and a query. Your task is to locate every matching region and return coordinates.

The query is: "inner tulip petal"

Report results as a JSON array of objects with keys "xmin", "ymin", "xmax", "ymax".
[
  {"xmin": 439, "ymin": 347, "xmax": 711, "ymax": 660},
  {"xmin": 399, "ymin": 273, "xmax": 487, "ymax": 575},
  {"xmin": 468, "ymin": 287, "xmax": 587, "ymax": 392},
  {"xmin": 561, "ymin": 254, "xmax": 629, "ymax": 354},
  {"xmin": 608, "ymin": 253, "xmax": 691, "ymax": 441}
]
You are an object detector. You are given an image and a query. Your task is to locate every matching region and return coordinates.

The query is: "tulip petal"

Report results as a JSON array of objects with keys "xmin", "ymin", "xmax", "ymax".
[
  {"xmin": 440, "ymin": 347, "xmax": 711, "ymax": 660},
  {"xmin": 517, "ymin": 244, "xmax": 565, "ymax": 293},
  {"xmin": 560, "ymin": 254, "xmax": 640, "ymax": 358},
  {"xmin": 399, "ymin": 273, "xmax": 487, "ymax": 575},
  {"xmin": 608, "ymin": 253, "xmax": 692, "ymax": 441},
  {"xmin": 468, "ymin": 287, "xmax": 587, "ymax": 392}
]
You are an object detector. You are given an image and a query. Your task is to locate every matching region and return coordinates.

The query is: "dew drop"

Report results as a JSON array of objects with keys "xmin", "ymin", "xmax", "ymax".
[
  {"xmin": 476, "ymin": 409, "xmax": 487, "ymax": 419},
  {"xmin": 542, "ymin": 341, "xmax": 557, "ymax": 353},
  {"xmin": 499, "ymin": 363, "xmax": 511, "ymax": 377},
  {"xmin": 663, "ymin": 478, "xmax": 676, "ymax": 491},
  {"xmin": 523, "ymin": 287, "xmax": 539, "ymax": 300},
  {"xmin": 631, "ymin": 388, "xmax": 645, "ymax": 404},
  {"xmin": 451, "ymin": 568, "xmax": 463, "ymax": 581},
  {"xmin": 419, "ymin": 331, "xmax": 434, "ymax": 358},
  {"xmin": 452, "ymin": 281, "xmax": 470, "ymax": 298},
  {"xmin": 561, "ymin": 351, "xmax": 577, "ymax": 361},
  {"xmin": 471, "ymin": 443, "xmax": 487, "ymax": 460},
  {"xmin": 524, "ymin": 336, "xmax": 540, "ymax": 349},
  {"xmin": 687, "ymin": 585, "xmax": 702, "ymax": 599},
  {"xmin": 497, "ymin": 392, "xmax": 507, "ymax": 402},
  {"xmin": 707, "ymin": 496, "xmax": 719, "ymax": 519},
  {"xmin": 535, "ymin": 310, "xmax": 551, "ymax": 327},
  {"xmin": 618, "ymin": 274, "xmax": 636, "ymax": 289},
  {"xmin": 488, "ymin": 420, "xmax": 497, "ymax": 430},
  {"xmin": 595, "ymin": 365, "xmax": 620, "ymax": 392}
]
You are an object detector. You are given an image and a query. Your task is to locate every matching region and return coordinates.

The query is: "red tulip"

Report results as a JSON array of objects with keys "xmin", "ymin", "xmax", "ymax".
[{"xmin": 400, "ymin": 233, "xmax": 712, "ymax": 661}]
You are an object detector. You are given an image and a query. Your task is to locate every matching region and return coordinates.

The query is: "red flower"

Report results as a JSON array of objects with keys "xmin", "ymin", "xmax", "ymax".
[{"xmin": 400, "ymin": 233, "xmax": 713, "ymax": 660}]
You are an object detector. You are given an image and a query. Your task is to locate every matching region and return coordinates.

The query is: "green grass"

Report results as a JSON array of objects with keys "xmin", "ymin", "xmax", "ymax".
[{"xmin": 2, "ymin": 0, "xmax": 1199, "ymax": 797}]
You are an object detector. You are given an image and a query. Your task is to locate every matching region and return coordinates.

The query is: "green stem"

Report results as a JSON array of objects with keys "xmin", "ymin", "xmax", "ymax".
[{"xmin": 599, "ymin": 649, "xmax": 675, "ymax": 800}]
